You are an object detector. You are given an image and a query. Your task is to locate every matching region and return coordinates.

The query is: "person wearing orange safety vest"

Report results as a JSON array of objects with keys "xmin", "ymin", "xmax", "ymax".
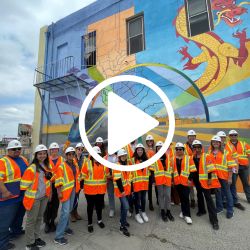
[
  {"xmin": 154, "ymin": 141, "xmax": 174, "ymax": 222},
  {"xmin": 0, "ymin": 140, "xmax": 28, "ymax": 250},
  {"xmin": 172, "ymin": 142, "xmax": 197, "ymax": 225},
  {"xmin": 208, "ymin": 136, "xmax": 236, "ymax": 219},
  {"xmin": 145, "ymin": 135, "xmax": 158, "ymax": 211},
  {"xmin": 43, "ymin": 142, "xmax": 63, "ymax": 233},
  {"xmin": 184, "ymin": 130, "xmax": 197, "ymax": 209},
  {"xmin": 80, "ymin": 146, "xmax": 109, "ymax": 233},
  {"xmin": 21, "ymin": 144, "xmax": 52, "ymax": 250},
  {"xmin": 54, "ymin": 147, "xmax": 80, "ymax": 246},
  {"xmin": 227, "ymin": 130, "xmax": 250, "ymax": 204},
  {"xmin": 113, "ymin": 149, "xmax": 132, "ymax": 237},
  {"xmin": 124, "ymin": 140, "xmax": 137, "ymax": 160},
  {"xmin": 192, "ymin": 140, "xmax": 220, "ymax": 230},
  {"xmin": 216, "ymin": 131, "xmax": 245, "ymax": 211}
]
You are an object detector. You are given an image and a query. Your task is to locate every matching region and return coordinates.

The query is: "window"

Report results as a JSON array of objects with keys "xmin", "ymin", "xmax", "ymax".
[
  {"xmin": 185, "ymin": 0, "xmax": 214, "ymax": 37},
  {"xmin": 127, "ymin": 14, "xmax": 145, "ymax": 55},
  {"xmin": 84, "ymin": 31, "xmax": 96, "ymax": 68}
]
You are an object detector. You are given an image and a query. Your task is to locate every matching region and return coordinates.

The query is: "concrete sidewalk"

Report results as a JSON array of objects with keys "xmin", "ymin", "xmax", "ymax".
[{"xmin": 14, "ymin": 193, "xmax": 250, "ymax": 250}]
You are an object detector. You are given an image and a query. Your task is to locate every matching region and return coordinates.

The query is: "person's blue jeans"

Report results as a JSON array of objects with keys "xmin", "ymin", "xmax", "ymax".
[
  {"xmin": 119, "ymin": 196, "xmax": 129, "ymax": 227},
  {"xmin": 0, "ymin": 202, "xmax": 19, "ymax": 249},
  {"xmin": 9, "ymin": 200, "xmax": 26, "ymax": 236},
  {"xmin": 231, "ymin": 166, "xmax": 250, "ymax": 203},
  {"xmin": 215, "ymin": 178, "xmax": 234, "ymax": 215},
  {"xmin": 134, "ymin": 190, "xmax": 147, "ymax": 214},
  {"xmin": 55, "ymin": 189, "xmax": 75, "ymax": 240},
  {"xmin": 107, "ymin": 179, "xmax": 115, "ymax": 211}
]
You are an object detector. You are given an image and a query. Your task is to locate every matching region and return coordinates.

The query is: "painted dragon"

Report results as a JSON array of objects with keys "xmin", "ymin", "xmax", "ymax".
[{"xmin": 174, "ymin": 0, "xmax": 250, "ymax": 95}]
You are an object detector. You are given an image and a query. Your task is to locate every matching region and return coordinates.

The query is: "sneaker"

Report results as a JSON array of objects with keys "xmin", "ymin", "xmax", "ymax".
[
  {"xmin": 196, "ymin": 211, "xmax": 206, "ymax": 217},
  {"xmin": 64, "ymin": 228, "xmax": 73, "ymax": 235},
  {"xmin": 135, "ymin": 213, "xmax": 144, "ymax": 224},
  {"xmin": 97, "ymin": 221, "xmax": 105, "ymax": 228},
  {"xmin": 226, "ymin": 212, "xmax": 234, "ymax": 219},
  {"xmin": 54, "ymin": 237, "xmax": 68, "ymax": 246},
  {"xmin": 184, "ymin": 216, "xmax": 192, "ymax": 224},
  {"xmin": 119, "ymin": 226, "xmax": 130, "ymax": 237},
  {"xmin": 179, "ymin": 212, "xmax": 184, "ymax": 219},
  {"xmin": 216, "ymin": 209, "xmax": 223, "ymax": 214},
  {"xmin": 161, "ymin": 210, "xmax": 168, "ymax": 222},
  {"xmin": 88, "ymin": 225, "xmax": 94, "ymax": 233},
  {"xmin": 35, "ymin": 238, "xmax": 46, "ymax": 247},
  {"xmin": 234, "ymin": 203, "xmax": 245, "ymax": 211},
  {"xmin": 26, "ymin": 243, "xmax": 39, "ymax": 250},
  {"xmin": 166, "ymin": 210, "xmax": 175, "ymax": 221},
  {"xmin": 141, "ymin": 212, "xmax": 149, "ymax": 222},
  {"xmin": 44, "ymin": 224, "xmax": 50, "ymax": 234},
  {"xmin": 120, "ymin": 222, "xmax": 130, "ymax": 227},
  {"xmin": 212, "ymin": 223, "xmax": 219, "ymax": 230},
  {"xmin": 127, "ymin": 211, "xmax": 132, "ymax": 217},
  {"xmin": 109, "ymin": 210, "xmax": 115, "ymax": 218}
]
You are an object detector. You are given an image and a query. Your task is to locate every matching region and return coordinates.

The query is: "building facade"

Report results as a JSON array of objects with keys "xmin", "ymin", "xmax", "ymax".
[{"xmin": 33, "ymin": 0, "xmax": 250, "ymax": 150}]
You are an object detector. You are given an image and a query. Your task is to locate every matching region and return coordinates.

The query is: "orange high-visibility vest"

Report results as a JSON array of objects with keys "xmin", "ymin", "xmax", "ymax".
[
  {"xmin": 81, "ymin": 159, "xmax": 108, "ymax": 195},
  {"xmin": 113, "ymin": 163, "xmax": 131, "ymax": 198},
  {"xmin": 0, "ymin": 156, "xmax": 28, "ymax": 201},
  {"xmin": 153, "ymin": 155, "xmax": 172, "ymax": 187},
  {"xmin": 132, "ymin": 159, "xmax": 149, "ymax": 192},
  {"xmin": 184, "ymin": 143, "xmax": 193, "ymax": 156},
  {"xmin": 49, "ymin": 156, "xmax": 64, "ymax": 182},
  {"xmin": 227, "ymin": 141, "xmax": 250, "ymax": 166},
  {"xmin": 208, "ymin": 151, "xmax": 237, "ymax": 180},
  {"xmin": 55, "ymin": 161, "xmax": 80, "ymax": 202},
  {"xmin": 125, "ymin": 144, "xmax": 135, "ymax": 160},
  {"xmin": 195, "ymin": 153, "xmax": 221, "ymax": 189},
  {"xmin": 20, "ymin": 164, "xmax": 51, "ymax": 210},
  {"xmin": 172, "ymin": 155, "xmax": 196, "ymax": 186},
  {"xmin": 224, "ymin": 143, "xmax": 238, "ymax": 160}
]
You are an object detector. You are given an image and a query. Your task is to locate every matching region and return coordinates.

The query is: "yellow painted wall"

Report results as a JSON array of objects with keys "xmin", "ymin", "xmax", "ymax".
[
  {"xmin": 32, "ymin": 26, "xmax": 48, "ymax": 150},
  {"xmin": 88, "ymin": 7, "xmax": 136, "ymax": 78}
]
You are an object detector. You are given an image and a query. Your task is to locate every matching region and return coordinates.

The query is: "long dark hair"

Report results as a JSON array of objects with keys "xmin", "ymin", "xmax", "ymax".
[
  {"xmin": 133, "ymin": 148, "xmax": 148, "ymax": 162},
  {"xmin": 118, "ymin": 156, "xmax": 127, "ymax": 165},
  {"xmin": 210, "ymin": 141, "xmax": 223, "ymax": 153},
  {"xmin": 31, "ymin": 152, "xmax": 49, "ymax": 172},
  {"xmin": 94, "ymin": 143, "xmax": 106, "ymax": 157}
]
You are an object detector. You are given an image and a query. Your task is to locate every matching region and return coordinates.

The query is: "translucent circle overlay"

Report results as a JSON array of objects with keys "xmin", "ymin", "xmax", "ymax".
[{"xmin": 79, "ymin": 75, "xmax": 175, "ymax": 171}]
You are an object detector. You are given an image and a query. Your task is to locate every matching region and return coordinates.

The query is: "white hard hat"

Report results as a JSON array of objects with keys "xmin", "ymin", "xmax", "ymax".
[
  {"xmin": 49, "ymin": 142, "xmax": 59, "ymax": 150},
  {"xmin": 93, "ymin": 146, "xmax": 101, "ymax": 154},
  {"xmin": 229, "ymin": 130, "xmax": 238, "ymax": 135},
  {"xmin": 146, "ymin": 135, "xmax": 154, "ymax": 141},
  {"xmin": 217, "ymin": 131, "xmax": 226, "ymax": 137},
  {"xmin": 95, "ymin": 137, "xmax": 104, "ymax": 143},
  {"xmin": 136, "ymin": 143, "xmax": 145, "ymax": 149},
  {"xmin": 187, "ymin": 130, "xmax": 196, "ymax": 136},
  {"xmin": 76, "ymin": 142, "xmax": 84, "ymax": 148},
  {"xmin": 175, "ymin": 142, "xmax": 184, "ymax": 148},
  {"xmin": 6, "ymin": 140, "xmax": 22, "ymax": 150},
  {"xmin": 211, "ymin": 135, "xmax": 221, "ymax": 142},
  {"xmin": 65, "ymin": 147, "xmax": 75, "ymax": 154},
  {"xmin": 34, "ymin": 144, "xmax": 48, "ymax": 153},
  {"xmin": 117, "ymin": 149, "xmax": 127, "ymax": 157},
  {"xmin": 155, "ymin": 141, "xmax": 164, "ymax": 147},
  {"xmin": 192, "ymin": 140, "xmax": 202, "ymax": 146}
]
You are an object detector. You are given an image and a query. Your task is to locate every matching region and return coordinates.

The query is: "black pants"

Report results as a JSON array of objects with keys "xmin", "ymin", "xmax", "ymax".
[
  {"xmin": 85, "ymin": 194, "xmax": 104, "ymax": 225},
  {"xmin": 193, "ymin": 172, "xmax": 206, "ymax": 213},
  {"xmin": 148, "ymin": 171, "xmax": 158, "ymax": 204},
  {"xmin": 44, "ymin": 182, "xmax": 59, "ymax": 225},
  {"xmin": 134, "ymin": 190, "xmax": 147, "ymax": 214},
  {"xmin": 176, "ymin": 184, "xmax": 191, "ymax": 217},
  {"xmin": 202, "ymin": 188, "xmax": 218, "ymax": 225}
]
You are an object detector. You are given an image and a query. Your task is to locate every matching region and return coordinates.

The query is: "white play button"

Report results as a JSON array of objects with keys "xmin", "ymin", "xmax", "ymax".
[{"xmin": 108, "ymin": 92, "xmax": 159, "ymax": 155}]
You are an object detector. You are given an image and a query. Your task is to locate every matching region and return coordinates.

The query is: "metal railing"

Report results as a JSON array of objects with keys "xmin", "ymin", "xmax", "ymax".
[{"xmin": 34, "ymin": 56, "xmax": 75, "ymax": 85}]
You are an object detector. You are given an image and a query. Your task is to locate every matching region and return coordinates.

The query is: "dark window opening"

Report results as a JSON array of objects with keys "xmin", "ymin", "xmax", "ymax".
[{"xmin": 84, "ymin": 31, "xmax": 96, "ymax": 68}]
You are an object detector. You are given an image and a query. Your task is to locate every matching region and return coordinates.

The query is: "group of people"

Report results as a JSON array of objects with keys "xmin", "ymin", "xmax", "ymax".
[{"xmin": 0, "ymin": 129, "xmax": 249, "ymax": 250}]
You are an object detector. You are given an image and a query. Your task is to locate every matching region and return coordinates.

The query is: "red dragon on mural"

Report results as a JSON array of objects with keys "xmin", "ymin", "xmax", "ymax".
[{"xmin": 174, "ymin": 0, "xmax": 250, "ymax": 94}]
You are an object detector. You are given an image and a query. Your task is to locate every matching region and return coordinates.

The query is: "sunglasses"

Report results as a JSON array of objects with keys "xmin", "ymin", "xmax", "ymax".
[
  {"xmin": 230, "ymin": 134, "xmax": 238, "ymax": 136},
  {"xmin": 193, "ymin": 146, "xmax": 201, "ymax": 149},
  {"xmin": 67, "ymin": 153, "xmax": 75, "ymax": 156},
  {"xmin": 77, "ymin": 148, "xmax": 84, "ymax": 151},
  {"xmin": 11, "ymin": 148, "xmax": 22, "ymax": 151},
  {"xmin": 176, "ymin": 148, "xmax": 184, "ymax": 151}
]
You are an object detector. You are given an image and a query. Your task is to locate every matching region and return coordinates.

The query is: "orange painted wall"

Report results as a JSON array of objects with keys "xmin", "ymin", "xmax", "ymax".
[{"xmin": 88, "ymin": 7, "xmax": 136, "ymax": 78}]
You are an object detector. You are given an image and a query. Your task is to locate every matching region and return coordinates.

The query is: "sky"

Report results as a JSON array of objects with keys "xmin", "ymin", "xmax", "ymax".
[{"xmin": 0, "ymin": 0, "xmax": 96, "ymax": 139}]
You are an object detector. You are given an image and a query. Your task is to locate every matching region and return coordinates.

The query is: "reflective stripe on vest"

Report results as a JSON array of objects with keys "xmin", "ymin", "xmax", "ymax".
[
  {"xmin": 1, "ymin": 157, "xmax": 21, "ymax": 183},
  {"xmin": 84, "ymin": 160, "xmax": 106, "ymax": 185}
]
